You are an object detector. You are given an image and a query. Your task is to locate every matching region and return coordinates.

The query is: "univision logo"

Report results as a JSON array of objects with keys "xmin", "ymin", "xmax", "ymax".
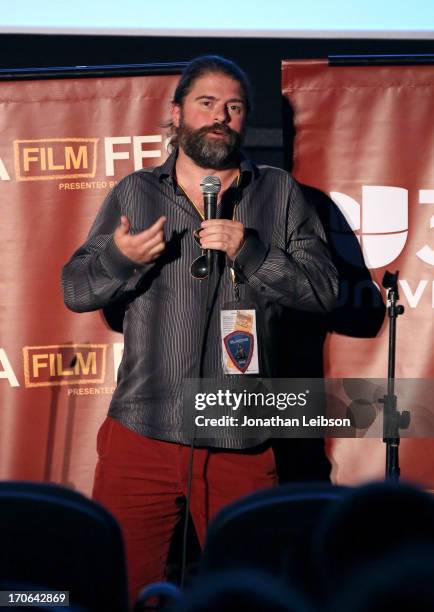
[{"xmin": 330, "ymin": 186, "xmax": 408, "ymax": 269}]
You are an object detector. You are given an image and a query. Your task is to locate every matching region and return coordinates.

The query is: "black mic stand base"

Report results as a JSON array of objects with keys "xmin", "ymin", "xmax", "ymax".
[{"xmin": 381, "ymin": 271, "xmax": 409, "ymax": 482}]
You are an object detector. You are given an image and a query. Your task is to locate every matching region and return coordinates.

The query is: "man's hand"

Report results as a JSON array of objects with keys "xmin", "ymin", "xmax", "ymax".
[
  {"xmin": 114, "ymin": 215, "xmax": 166, "ymax": 264},
  {"xmin": 199, "ymin": 219, "xmax": 245, "ymax": 261}
]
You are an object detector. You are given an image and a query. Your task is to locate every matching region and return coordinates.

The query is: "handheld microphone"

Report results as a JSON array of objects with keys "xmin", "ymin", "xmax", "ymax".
[{"xmin": 200, "ymin": 175, "xmax": 221, "ymax": 275}]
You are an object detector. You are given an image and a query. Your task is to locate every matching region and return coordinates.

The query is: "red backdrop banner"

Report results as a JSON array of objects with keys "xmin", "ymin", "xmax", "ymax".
[
  {"xmin": 282, "ymin": 60, "xmax": 434, "ymax": 486},
  {"xmin": 1, "ymin": 65, "xmax": 432, "ymax": 493},
  {"xmin": 0, "ymin": 74, "xmax": 179, "ymax": 493}
]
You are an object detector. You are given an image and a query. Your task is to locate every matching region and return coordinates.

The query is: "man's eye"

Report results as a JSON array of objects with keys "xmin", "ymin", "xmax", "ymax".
[
  {"xmin": 229, "ymin": 105, "xmax": 242, "ymax": 113},
  {"xmin": 200, "ymin": 100, "xmax": 212, "ymax": 107}
]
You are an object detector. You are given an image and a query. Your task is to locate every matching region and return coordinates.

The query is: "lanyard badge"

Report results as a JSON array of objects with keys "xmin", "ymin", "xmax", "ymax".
[
  {"xmin": 221, "ymin": 271, "xmax": 259, "ymax": 374},
  {"xmin": 221, "ymin": 309, "xmax": 259, "ymax": 374}
]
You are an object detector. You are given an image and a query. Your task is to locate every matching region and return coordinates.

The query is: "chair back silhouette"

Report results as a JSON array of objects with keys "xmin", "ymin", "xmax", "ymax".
[
  {"xmin": 0, "ymin": 481, "xmax": 128, "ymax": 611},
  {"xmin": 200, "ymin": 482, "xmax": 347, "ymax": 597},
  {"xmin": 313, "ymin": 480, "xmax": 434, "ymax": 597}
]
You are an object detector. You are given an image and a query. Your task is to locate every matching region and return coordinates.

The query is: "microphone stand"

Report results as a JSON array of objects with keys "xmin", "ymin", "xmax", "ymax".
[
  {"xmin": 380, "ymin": 271, "xmax": 410, "ymax": 481},
  {"xmin": 181, "ymin": 258, "xmax": 217, "ymax": 589},
  {"xmin": 181, "ymin": 178, "xmax": 220, "ymax": 590}
]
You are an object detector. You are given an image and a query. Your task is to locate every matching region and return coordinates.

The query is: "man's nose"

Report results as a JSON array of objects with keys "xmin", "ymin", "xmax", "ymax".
[{"xmin": 213, "ymin": 104, "xmax": 230, "ymax": 123}]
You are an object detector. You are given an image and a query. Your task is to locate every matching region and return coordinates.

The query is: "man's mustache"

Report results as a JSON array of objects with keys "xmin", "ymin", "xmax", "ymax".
[{"xmin": 197, "ymin": 123, "xmax": 238, "ymax": 138}]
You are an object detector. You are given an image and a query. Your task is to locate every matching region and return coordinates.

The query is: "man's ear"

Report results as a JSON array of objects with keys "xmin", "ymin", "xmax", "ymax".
[{"xmin": 171, "ymin": 103, "xmax": 181, "ymax": 128}]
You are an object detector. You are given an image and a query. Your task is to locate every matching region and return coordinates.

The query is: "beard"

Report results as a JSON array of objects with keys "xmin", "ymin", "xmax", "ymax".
[{"xmin": 176, "ymin": 119, "xmax": 243, "ymax": 170}]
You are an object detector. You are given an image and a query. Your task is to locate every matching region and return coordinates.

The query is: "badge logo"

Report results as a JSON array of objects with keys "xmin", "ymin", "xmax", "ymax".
[{"xmin": 224, "ymin": 331, "xmax": 254, "ymax": 373}]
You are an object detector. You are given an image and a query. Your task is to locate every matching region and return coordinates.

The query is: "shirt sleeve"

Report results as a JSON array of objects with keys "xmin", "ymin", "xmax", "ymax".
[
  {"xmin": 61, "ymin": 184, "xmax": 153, "ymax": 313},
  {"xmin": 232, "ymin": 178, "xmax": 339, "ymax": 313}
]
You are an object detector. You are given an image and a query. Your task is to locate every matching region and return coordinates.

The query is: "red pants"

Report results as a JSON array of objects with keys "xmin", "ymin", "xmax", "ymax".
[{"xmin": 92, "ymin": 417, "xmax": 277, "ymax": 603}]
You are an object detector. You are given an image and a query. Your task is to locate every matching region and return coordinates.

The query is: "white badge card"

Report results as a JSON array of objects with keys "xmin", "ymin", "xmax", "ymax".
[{"xmin": 220, "ymin": 309, "xmax": 259, "ymax": 375}]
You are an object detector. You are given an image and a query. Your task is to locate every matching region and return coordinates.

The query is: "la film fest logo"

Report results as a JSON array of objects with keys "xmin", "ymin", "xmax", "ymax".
[
  {"xmin": 14, "ymin": 139, "xmax": 99, "ymax": 181},
  {"xmin": 0, "ymin": 135, "xmax": 165, "ymax": 182},
  {"xmin": 22, "ymin": 344, "xmax": 107, "ymax": 387},
  {"xmin": 0, "ymin": 343, "xmax": 123, "ymax": 389},
  {"xmin": 331, "ymin": 186, "xmax": 434, "ymax": 268}
]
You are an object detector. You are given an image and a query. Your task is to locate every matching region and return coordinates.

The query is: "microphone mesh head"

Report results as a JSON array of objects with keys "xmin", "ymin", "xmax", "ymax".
[{"xmin": 200, "ymin": 175, "xmax": 222, "ymax": 195}]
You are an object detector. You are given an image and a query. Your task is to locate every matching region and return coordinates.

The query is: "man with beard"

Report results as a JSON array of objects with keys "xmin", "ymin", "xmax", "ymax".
[{"xmin": 62, "ymin": 55, "xmax": 338, "ymax": 603}]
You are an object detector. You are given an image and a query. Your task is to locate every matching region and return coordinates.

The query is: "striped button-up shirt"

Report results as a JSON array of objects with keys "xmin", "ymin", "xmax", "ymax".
[{"xmin": 62, "ymin": 151, "xmax": 338, "ymax": 448}]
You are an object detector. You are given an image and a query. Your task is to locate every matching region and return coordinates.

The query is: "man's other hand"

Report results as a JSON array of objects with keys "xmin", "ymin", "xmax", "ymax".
[{"xmin": 114, "ymin": 215, "xmax": 167, "ymax": 264}]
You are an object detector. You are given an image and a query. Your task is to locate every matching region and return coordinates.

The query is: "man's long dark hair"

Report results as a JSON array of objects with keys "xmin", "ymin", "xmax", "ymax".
[{"xmin": 173, "ymin": 55, "xmax": 252, "ymax": 113}]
